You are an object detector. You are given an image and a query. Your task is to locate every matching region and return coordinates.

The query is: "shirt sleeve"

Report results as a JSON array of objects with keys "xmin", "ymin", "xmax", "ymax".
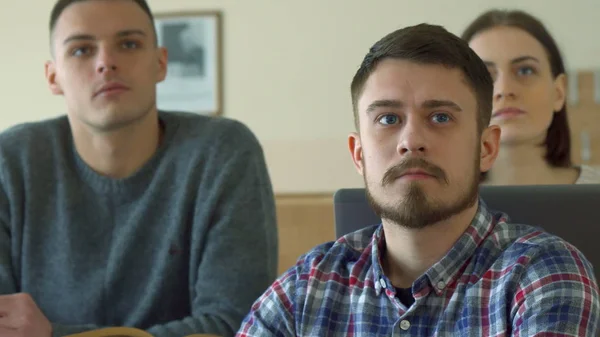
[
  {"xmin": 511, "ymin": 243, "xmax": 600, "ymax": 336},
  {"xmin": 235, "ymin": 266, "xmax": 298, "ymax": 337}
]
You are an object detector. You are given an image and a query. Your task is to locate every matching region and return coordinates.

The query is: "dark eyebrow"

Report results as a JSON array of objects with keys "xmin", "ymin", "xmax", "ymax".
[
  {"xmin": 422, "ymin": 99, "xmax": 462, "ymax": 112},
  {"xmin": 116, "ymin": 29, "xmax": 147, "ymax": 38},
  {"xmin": 483, "ymin": 55, "xmax": 540, "ymax": 68},
  {"xmin": 365, "ymin": 100, "xmax": 404, "ymax": 115},
  {"xmin": 63, "ymin": 29, "xmax": 147, "ymax": 45},
  {"xmin": 365, "ymin": 99, "xmax": 461, "ymax": 114},
  {"xmin": 63, "ymin": 34, "xmax": 95, "ymax": 45},
  {"xmin": 511, "ymin": 55, "xmax": 539, "ymax": 64}
]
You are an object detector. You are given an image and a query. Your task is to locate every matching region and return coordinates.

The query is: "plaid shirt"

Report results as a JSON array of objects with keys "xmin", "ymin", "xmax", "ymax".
[{"xmin": 237, "ymin": 199, "xmax": 599, "ymax": 336}]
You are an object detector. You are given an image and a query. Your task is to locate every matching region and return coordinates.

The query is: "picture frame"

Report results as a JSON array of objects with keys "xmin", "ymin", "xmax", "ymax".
[{"xmin": 154, "ymin": 11, "xmax": 223, "ymax": 116}]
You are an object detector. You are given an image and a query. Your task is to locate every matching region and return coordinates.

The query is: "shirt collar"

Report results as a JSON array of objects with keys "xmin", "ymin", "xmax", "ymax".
[{"xmin": 370, "ymin": 197, "xmax": 499, "ymax": 296}]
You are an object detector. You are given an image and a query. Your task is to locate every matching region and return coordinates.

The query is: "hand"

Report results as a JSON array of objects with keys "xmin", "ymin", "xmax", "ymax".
[{"xmin": 0, "ymin": 293, "xmax": 52, "ymax": 337}]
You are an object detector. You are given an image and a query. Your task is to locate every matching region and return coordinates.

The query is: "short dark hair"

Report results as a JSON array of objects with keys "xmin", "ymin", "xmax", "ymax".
[
  {"xmin": 350, "ymin": 23, "xmax": 493, "ymax": 133},
  {"xmin": 462, "ymin": 9, "xmax": 571, "ymax": 168},
  {"xmin": 49, "ymin": 0, "xmax": 157, "ymax": 43}
]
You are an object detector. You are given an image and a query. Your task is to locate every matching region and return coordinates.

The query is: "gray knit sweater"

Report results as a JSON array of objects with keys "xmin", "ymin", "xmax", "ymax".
[{"xmin": 0, "ymin": 111, "xmax": 278, "ymax": 337}]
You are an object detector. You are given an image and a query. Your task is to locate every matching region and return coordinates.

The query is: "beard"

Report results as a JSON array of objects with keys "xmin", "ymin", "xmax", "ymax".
[{"xmin": 364, "ymin": 155, "xmax": 480, "ymax": 230}]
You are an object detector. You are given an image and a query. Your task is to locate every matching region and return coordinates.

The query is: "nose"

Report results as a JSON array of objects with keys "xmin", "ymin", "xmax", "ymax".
[
  {"xmin": 95, "ymin": 47, "xmax": 118, "ymax": 74},
  {"xmin": 493, "ymin": 73, "xmax": 517, "ymax": 101},
  {"xmin": 397, "ymin": 117, "xmax": 427, "ymax": 156}
]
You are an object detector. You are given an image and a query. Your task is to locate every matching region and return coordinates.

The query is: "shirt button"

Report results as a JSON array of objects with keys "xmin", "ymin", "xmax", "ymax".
[
  {"xmin": 400, "ymin": 320, "xmax": 411, "ymax": 330},
  {"xmin": 379, "ymin": 278, "xmax": 387, "ymax": 289},
  {"xmin": 436, "ymin": 280, "xmax": 446, "ymax": 290}
]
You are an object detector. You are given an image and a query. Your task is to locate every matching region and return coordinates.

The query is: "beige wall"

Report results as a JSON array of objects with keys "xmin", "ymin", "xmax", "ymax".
[{"xmin": 1, "ymin": 1, "xmax": 597, "ymax": 193}]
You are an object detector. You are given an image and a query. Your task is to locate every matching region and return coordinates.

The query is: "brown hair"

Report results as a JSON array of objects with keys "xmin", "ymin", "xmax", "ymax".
[
  {"xmin": 49, "ymin": 0, "xmax": 157, "ymax": 43},
  {"xmin": 462, "ymin": 9, "xmax": 571, "ymax": 167},
  {"xmin": 350, "ymin": 23, "xmax": 493, "ymax": 133}
]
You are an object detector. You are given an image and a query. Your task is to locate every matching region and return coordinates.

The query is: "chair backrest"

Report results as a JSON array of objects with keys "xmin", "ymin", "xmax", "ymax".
[{"xmin": 333, "ymin": 184, "xmax": 600, "ymax": 281}]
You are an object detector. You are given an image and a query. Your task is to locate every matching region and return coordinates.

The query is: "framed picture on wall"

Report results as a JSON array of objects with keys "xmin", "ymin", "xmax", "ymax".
[{"xmin": 154, "ymin": 11, "xmax": 223, "ymax": 116}]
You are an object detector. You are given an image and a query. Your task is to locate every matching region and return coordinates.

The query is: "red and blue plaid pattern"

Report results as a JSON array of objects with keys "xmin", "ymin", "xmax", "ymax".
[{"xmin": 237, "ymin": 199, "xmax": 599, "ymax": 336}]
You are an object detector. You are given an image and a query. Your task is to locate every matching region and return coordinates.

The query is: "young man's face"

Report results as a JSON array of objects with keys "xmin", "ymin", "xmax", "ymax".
[
  {"xmin": 45, "ymin": 0, "xmax": 167, "ymax": 132},
  {"xmin": 349, "ymin": 59, "xmax": 499, "ymax": 228}
]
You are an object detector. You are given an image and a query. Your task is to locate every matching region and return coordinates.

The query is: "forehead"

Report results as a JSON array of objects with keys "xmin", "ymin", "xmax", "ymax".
[
  {"xmin": 53, "ymin": 0, "xmax": 153, "ymax": 43},
  {"xmin": 357, "ymin": 59, "xmax": 477, "ymax": 116},
  {"xmin": 468, "ymin": 26, "xmax": 548, "ymax": 65}
]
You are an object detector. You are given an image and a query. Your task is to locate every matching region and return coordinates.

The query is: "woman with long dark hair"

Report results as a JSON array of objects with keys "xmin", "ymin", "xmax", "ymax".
[{"xmin": 463, "ymin": 9, "xmax": 600, "ymax": 185}]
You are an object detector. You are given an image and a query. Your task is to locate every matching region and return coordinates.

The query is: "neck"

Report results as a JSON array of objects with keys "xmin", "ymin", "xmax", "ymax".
[
  {"xmin": 381, "ymin": 201, "xmax": 479, "ymax": 288},
  {"xmin": 70, "ymin": 110, "xmax": 162, "ymax": 179},
  {"xmin": 486, "ymin": 142, "xmax": 576, "ymax": 185}
]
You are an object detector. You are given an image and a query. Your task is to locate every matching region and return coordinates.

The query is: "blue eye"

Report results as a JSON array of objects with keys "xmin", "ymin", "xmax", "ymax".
[
  {"xmin": 432, "ymin": 113, "xmax": 451, "ymax": 124},
  {"xmin": 517, "ymin": 66, "xmax": 535, "ymax": 76},
  {"xmin": 72, "ymin": 47, "xmax": 91, "ymax": 56},
  {"xmin": 122, "ymin": 40, "xmax": 139, "ymax": 49},
  {"xmin": 378, "ymin": 114, "xmax": 399, "ymax": 125}
]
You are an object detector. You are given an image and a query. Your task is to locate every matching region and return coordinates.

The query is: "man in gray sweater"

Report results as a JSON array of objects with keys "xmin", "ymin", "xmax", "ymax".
[{"xmin": 0, "ymin": 0, "xmax": 278, "ymax": 337}]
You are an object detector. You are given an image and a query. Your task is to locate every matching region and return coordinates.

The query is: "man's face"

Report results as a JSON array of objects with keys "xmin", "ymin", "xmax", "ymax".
[
  {"xmin": 348, "ymin": 59, "xmax": 499, "ymax": 229},
  {"xmin": 45, "ymin": 0, "xmax": 167, "ymax": 132}
]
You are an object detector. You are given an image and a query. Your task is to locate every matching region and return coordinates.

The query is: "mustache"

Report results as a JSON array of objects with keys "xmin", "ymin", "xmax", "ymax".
[{"xmin": 381, "ymin": 157, "xmax": 447, "ymax": 186}]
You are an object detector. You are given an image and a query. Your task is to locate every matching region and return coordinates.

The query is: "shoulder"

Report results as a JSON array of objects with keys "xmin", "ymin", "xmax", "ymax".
[
  {"xmin": 474, "ymin": 208, "xmax": 597, "ymax": 286},
  {"xmin": 498, "ymin": 225, "xmax": 600, "ymax": 334},
  {"xmin": 0, "ymin": 116, "xmax": 70, "ymax": 165},
  {"xmin": 492, "ymin": 221, "xmax": 597, "ymax": 289},
  {"xmin": 283, "ymin": 225, "xmax": 378, "ymax": 289},
  {"xmin": 0, "ymin": 115, "xmax": 69, "ymax": 150},
  {"xmin": 576, "ymin": 165, "xmax": 600, "ymax": 184},
  {"xmin": 159, "ymin": 111, "xmax": 263, "ymax": 155},
  {"xmin": 247, "ymin": 225, "xmax": 378, "ymax": 318}
]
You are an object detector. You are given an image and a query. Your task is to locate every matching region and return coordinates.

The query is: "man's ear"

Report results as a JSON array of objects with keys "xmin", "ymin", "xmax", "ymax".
[
  {"xmin": 156, "ymin": 47, "xmax": 168, "ymax": 83},
  {"xmin": 348, "ymin": 132, "xmax": 365, "ymax": 176},
  {"xmin": 553, "ymin": 73, "xmax": 567, "ymax": 112},
  {"xmin": 45, "ymin": 61, "xmax": 64, "ymax": 96},
  {"xmin": 480, "ymin": 125, "xmax": 501, "ymax": 174}
]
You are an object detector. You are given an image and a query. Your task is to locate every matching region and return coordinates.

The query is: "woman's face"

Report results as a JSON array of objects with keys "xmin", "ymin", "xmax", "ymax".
[{"xmin": 468, "ymin": 26, "xmax": 566, "ymax": 146}]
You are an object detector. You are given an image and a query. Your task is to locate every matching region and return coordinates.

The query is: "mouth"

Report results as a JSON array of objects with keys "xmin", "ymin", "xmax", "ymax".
[
  {"xmin": 94, "ymin": 83, "xmax": 130, "ymax": 98},
  {"xmin": 381, "ymin": 158, "xmax": 446, "ymax": 187},
  {"xmin": 397, "ymin": 170, "xmax": 435, "ymax": 181},
  {"xmin": 492, "ymin": 107, "xmax": 526, "ymax": 119}
]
